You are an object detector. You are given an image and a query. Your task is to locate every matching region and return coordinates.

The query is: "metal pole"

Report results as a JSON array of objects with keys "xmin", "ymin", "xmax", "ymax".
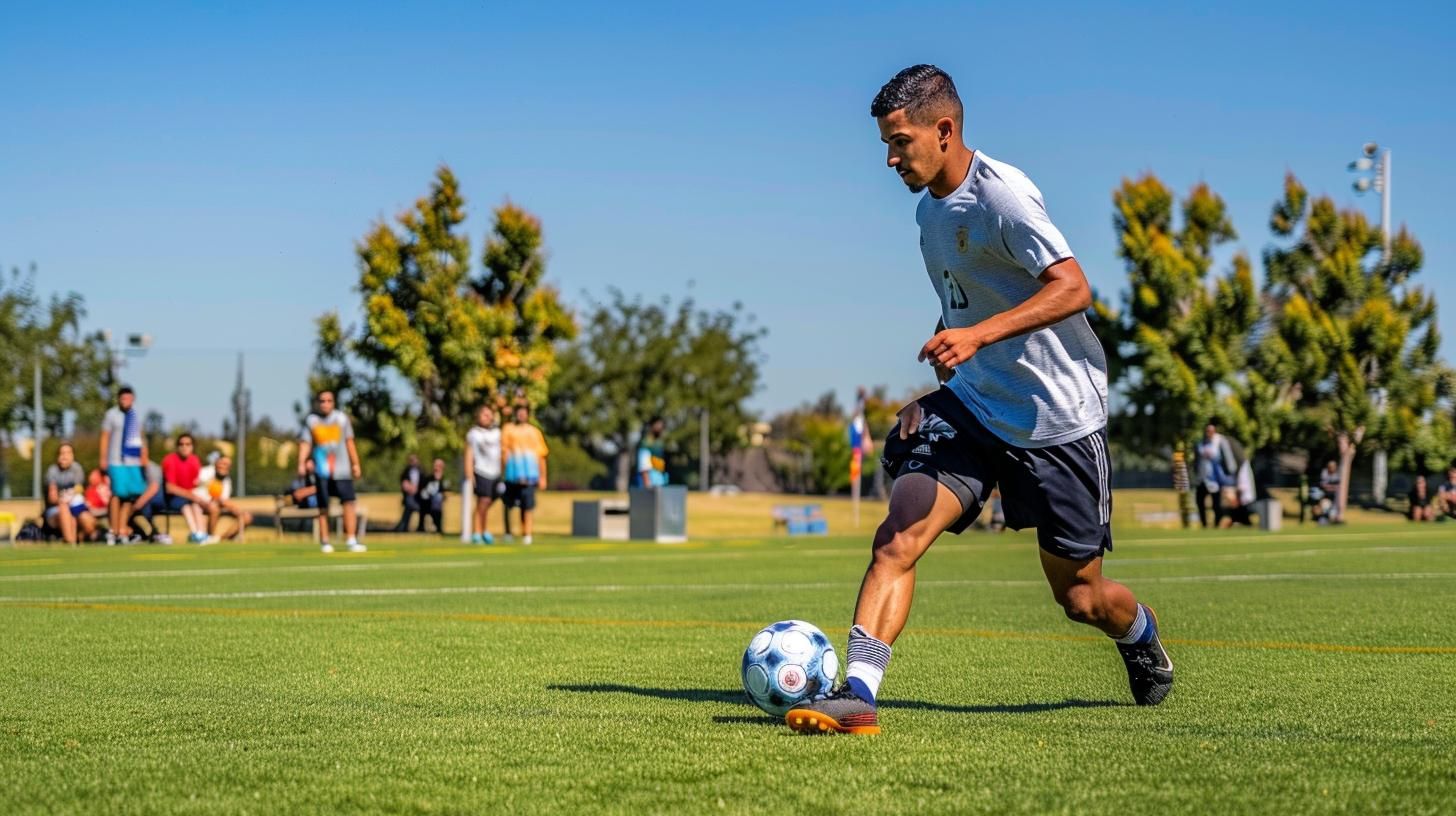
[
  {"xmin": 1380, "ymin": 149, "xmax": 1392, "ymax": 260},
  {"xmin": 32, "ymin": 357, "xmax": 42, "ymax": 500},
  {"xmin": 235, "ymin": 353, "xmax": 247, "ymax": 497},
  {"xmin": 699, "ymin": 409, "xmax": 709, "ymax": 491},
  {"xmin": 460, "ymin": 451, "xmax": 474, "ymax": 543}
]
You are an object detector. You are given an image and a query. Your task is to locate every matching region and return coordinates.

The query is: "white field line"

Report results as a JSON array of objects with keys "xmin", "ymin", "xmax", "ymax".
[
  {"xmin": 5, "ymin": 572, "xmax": 1455, "ymax": 604},
  {"xmin": 0, "ymin": 561, "xmax": 484, "ymax": 583}
]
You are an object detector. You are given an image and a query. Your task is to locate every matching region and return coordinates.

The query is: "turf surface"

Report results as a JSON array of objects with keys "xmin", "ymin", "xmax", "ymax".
[{"xmin": 2, "ymin": 524, "xmax": 1453, "ymax": 814}]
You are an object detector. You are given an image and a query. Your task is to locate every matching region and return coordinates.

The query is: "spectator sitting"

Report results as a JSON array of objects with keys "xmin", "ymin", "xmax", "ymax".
[
  {"xmin": 44, "ymin": 442, "xmax": 98, "ymax": 544},
  {"xmin": 84, "ymin": 468, "xmax": 111, "ymax": 518},
  {"xmin": 1408, "ymin": 474, "xmax": 1435, "ymax": 522},
  {"xmin": 1311, "ymin": 460, "xmax": 1341, "ymax": 524},
  {"xmin": 395, "ymin": 453, "xmax": 423, "ymax": 532},
  {"xmin": 193, "ymin": 455, "xmax": 252, "ymax": 542},
  {"xmin": 129, "ymin": 460, "xmax": 172, "ymax": 543},
  {"xmin": 289, "ymin": 458, "xmax": 320, "ymax": 509},
  {"xmin": 1437, "ymin": 467, "xmax": 1456, "ymax": 522},
  {"xmin": 1220, "ymin": 459, "xmax": 1257, "ymax": 528},
  {"xmin": 417, "ymin": 458, "xmax": 449, "ymax": 534},
  {"xmin": 162, "ymin": 433, "xmax": 210, "ymax": 544}
]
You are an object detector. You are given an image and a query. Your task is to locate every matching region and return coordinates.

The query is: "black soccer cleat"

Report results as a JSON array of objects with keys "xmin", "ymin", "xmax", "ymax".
[{"xmin": 1116, "ymin": 604, "xmax": 1174, "ymax": 706}]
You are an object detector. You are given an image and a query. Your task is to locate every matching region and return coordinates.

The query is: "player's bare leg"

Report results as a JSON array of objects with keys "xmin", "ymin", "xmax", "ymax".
[
  {"xmin": 853, "ymin": 474, "xmax": 965, "ymax": 644},
  {"xmin": 1041, "ymin": 550, "xmax": 1173, "ymax": 705},
  {"xmin": 787, "ymin": 473, "xmax": 962, "ymax": 735}
]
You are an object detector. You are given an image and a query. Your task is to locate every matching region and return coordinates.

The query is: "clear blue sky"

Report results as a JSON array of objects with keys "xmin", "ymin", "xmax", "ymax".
[{"xmin": 3, "ymin": 0, "xmax": 1452, "ymax": 434}]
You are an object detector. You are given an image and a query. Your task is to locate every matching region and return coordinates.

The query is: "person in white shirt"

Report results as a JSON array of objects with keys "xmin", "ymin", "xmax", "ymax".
[
  {"xmin": 463, "ymin": 404, "xmax": 503, "ymax": 545},
  {"xmin": 193, "ymin": 455, "xmax": 252, "ymax": 542}
]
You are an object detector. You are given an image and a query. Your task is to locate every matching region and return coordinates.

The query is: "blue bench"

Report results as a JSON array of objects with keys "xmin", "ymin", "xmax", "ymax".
[{"xmin": 772, "ymin": 504, "xmax": 828, "ymax": 536}]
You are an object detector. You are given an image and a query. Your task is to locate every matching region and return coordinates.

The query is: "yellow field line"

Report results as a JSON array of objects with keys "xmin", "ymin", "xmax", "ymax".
[{"xmin": 7, "ymin": 599, "xmax": 1455, "ymax": 656}]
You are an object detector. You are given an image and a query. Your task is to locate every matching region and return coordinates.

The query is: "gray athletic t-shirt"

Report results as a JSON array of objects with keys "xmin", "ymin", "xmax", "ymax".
[
  {"xmin": 916, "ymin": 151, "xmax": 1108, "ymax": 448},
  {"xmin": 45, "ymin": 463, "xmax": 86, "ymax": 504}
]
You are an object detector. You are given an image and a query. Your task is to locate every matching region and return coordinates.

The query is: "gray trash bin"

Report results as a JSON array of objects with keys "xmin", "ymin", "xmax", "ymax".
[
  {"xmin": 629, "ymin": 486, "xmax": 687, "ymax": 543},
  {"xmin": 1251, "ymin": 498, "xmax": 1282, "ymax": 532}
]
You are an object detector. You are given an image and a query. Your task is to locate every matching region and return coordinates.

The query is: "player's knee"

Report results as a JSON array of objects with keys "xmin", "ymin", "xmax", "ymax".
[
  {"xmin": 871, "ymin": 524, "xmax": 923, "ymax": 572},
  {"xmin": 1055, "ymin": 583, "xmax": 1101, "ymax": 624}
]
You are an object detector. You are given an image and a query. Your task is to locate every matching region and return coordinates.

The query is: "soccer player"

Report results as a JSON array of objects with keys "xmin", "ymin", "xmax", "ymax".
[
  {"xmin": 464, "ymin": 404, "xmax": 503, "ymax": 544},
  {"xmin": 786, "ymin": 65, "xmax": 1172, "ymax": 735},
  {"xmin": 501, "ymin": 403, "xmax": 549, "ymax": 546},
  {"xmin": 298, "ymin": 390, "xmax": 365, "ymax": 553}
]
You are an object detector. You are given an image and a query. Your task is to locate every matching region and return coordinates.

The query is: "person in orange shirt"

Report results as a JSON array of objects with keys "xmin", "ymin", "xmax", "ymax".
[{"xmin": 500, "ymin": 404, "xmax": 548, "ymax": 545}]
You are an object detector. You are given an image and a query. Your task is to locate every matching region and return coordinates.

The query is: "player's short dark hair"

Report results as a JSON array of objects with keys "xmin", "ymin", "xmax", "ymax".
[
  {"xmin": 177, "ymin": 432, "xmax": 194, "ymax": 445},
  {"xmin": 118, "ymin": 385, "xmax": 134, "ymax": 397},
  {"xmin": 870, "ymin": 64, "xmax": 962, "ymax": 127}
]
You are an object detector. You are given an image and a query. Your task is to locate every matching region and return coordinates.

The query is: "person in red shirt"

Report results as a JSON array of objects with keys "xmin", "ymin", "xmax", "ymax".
[{"xmin": 161, "ymin": 433, "xmax": 209, "ymax": 543}]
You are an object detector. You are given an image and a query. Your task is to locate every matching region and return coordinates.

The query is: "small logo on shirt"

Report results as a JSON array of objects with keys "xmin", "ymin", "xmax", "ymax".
[
  {"xmin": 956, "ymin": 226, "xmax": 969, "ymax": 254},
  {"xmin": 912, "ymin": 444, "xmax": 932, "ymax": 456}
]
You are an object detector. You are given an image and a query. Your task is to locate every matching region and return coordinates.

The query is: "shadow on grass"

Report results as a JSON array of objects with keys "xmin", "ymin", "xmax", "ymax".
[{"xmin": 547, "ymin": 684, "xmax": 1127, "ymax": 715}]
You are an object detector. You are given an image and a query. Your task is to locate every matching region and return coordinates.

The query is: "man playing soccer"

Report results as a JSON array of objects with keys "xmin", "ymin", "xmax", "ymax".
[{"xmin": 787, "ymin": 65, "xmax": 1172, "ymax": 735}]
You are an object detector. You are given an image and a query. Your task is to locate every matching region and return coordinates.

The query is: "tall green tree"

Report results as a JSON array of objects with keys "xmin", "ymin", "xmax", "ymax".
[
  {"xmin": 1101, "ymin": 176, "xmax": 1260, "ymax": 455},
  {"xmin": 1255, "ymin": 174, "xmax": 1448, "ymax": 516},
  {"xmin": 310, "ymin": 166, "xmax": 575, "ymax": 458},
  {"xmin": 0, "ymin": 264, "xmax": 111, "ymax": 494},
  {"xmin": 539, "ymin": 290, "xmax": 765, "ymax": 491}
]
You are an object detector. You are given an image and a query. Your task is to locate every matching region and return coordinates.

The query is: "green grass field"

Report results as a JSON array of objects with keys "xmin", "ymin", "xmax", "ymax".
[{"xmin": 3, "ymin": 522, "xmax": 1454, "ymax": 814}]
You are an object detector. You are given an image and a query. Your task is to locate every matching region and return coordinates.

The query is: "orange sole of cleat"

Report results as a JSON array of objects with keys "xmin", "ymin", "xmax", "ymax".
[{"xmin": 784, "ymin": 709, "xmax": 881, "ymax": 735}]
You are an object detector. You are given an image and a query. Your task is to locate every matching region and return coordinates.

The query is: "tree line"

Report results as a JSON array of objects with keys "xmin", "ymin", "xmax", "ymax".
[{"xmin": 4, "ymin": 166, "xmax": 1445, "ymax": 509}]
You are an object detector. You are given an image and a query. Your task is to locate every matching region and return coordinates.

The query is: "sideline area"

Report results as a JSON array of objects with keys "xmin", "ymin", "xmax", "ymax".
[{"xmin": 0, "ymin": 486, "xmax": 1421, "ymax": 544}]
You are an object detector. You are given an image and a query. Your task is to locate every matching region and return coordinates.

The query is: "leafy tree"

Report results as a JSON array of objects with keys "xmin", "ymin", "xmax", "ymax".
[
  {"xmin": 0, "ymin": 264, "xmax": 111, "ymax": 495},
  {"xmin": 1100, "ymin": 176, "xmax": 1260, "ymax": 455},
  {"xmin": 309, "ymin": 166, "xmax": 575, "ymax": 459},
  {"xmin": 539, "ymin": 290, "xmax": 764, "ymax": 491},
  {"xmin": 1255, "ymin": 174, "xmax": 1449, "ymax": 516}
]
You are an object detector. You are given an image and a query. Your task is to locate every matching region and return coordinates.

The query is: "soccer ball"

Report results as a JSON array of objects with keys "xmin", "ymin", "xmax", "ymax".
[{"xmin": 740, "ymin": 620, "xmax": 838, "ymax": 716}]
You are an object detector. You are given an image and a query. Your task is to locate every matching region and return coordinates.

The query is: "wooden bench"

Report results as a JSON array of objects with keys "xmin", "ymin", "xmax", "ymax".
[
  {"xmin": 273, "ymin": 496, "xmax": 368, "ymax": 542},
  {"xmin": 772, "ymin": 504, "xmax": 827, "ymax": 536}
]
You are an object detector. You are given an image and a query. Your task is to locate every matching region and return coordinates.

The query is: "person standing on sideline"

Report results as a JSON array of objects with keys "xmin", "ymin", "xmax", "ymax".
[
  {"xmin": 1195, "ymin": 420, "xmax": 1238, "ymax": 529},
  {"xmin": 298, "ymin": 390, "xmax": 365, "ymax": 553},
  {"xmin": 464, "ymin": 404, "xmax": 503, "ymax": 544},
  {"xmin": 99, "ymin": 386, "xmax": 149, "ymax": 543},
  {"xmin": 161, "ymin": 433, "xmax": 209, "ymax": 543},
  {"xmin": 787, "ymin": 66, "xmax": 1171, "ymax": 735},
  {"xmin": 394, "ymin": 453, "xmax": 423, "ymax": 532},
  {"xmin": 417, "ymin": 458, "xmax": 449, "ymax": 533},
  {"xmin": 501, "ymin": 403, "xmax": 549, "ymax": 545},
  {"xmin": 636, "ymin": 416, "xmax": 669, "ymax": 488}
]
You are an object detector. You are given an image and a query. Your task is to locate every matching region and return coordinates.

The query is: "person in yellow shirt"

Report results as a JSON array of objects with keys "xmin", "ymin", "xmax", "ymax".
[{"xmin": 500, "ymin": 404, "xmax": 548, "ymax": 545}]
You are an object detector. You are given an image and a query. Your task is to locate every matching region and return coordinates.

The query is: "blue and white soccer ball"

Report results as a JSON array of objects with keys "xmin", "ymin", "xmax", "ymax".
[{"xmin": 741, "ymin": 620, "xmax": 839, "ymax": 716}]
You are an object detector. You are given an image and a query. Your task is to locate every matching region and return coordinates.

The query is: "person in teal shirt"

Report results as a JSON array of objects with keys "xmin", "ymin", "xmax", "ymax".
[{"xmin": 636, "ymin": 417, "xmax": 668, "ymax": 488}]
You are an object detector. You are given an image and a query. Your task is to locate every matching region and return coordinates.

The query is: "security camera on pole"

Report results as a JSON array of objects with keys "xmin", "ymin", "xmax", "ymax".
[{"xmin": 1348, "ymin": 142, "xmax": 1392, "ymax": 503}]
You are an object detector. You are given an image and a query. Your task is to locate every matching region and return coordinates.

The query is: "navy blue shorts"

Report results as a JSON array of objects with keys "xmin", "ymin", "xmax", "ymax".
[
  {"xmin": 504, "ymin": 483, "xmax": 536, "ymax": 511},
  {"xmin": 317, "ymin": 478, "xmax": 357, "ymax": 506},
  {"xmin": 879, "ymin": 386, "xmax": 1112, "ymax": 561},
  {"xmin": 472, "ymin": 476, "xmax": 500, "ymax": 501}
]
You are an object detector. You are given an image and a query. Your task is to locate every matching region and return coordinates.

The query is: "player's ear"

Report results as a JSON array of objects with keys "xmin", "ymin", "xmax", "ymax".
[{"xmin": 937, "ymin": 117, "xmax": 954, "ymax": 150}]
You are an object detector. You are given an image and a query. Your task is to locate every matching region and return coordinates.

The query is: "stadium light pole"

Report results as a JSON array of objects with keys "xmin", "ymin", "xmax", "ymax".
[
  {"xmin": 1349, "ymin": 142, "xmax": 1393, "ymax": 503},
  {"xmin": 699, "ymin": 408, "xmax": 710, "ymax": 491},
  {"xmin": 32, "ymin": 356, "xmax": 42, "ymax": 500},
  {"xmin": 232, "ymin": 353, "xmax": 250, "ymax": 496}
]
